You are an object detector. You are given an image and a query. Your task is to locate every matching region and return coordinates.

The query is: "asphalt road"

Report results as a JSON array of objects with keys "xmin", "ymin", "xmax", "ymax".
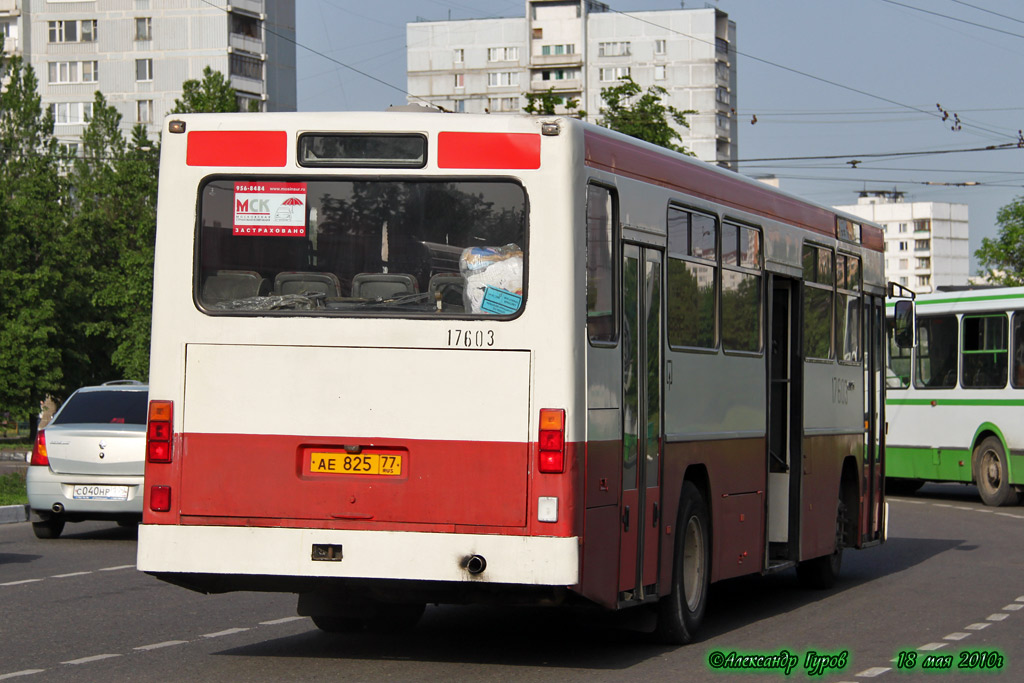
[{"xmin": 1, "ymin": 483, "xmax": 1022, "ymax": 682}]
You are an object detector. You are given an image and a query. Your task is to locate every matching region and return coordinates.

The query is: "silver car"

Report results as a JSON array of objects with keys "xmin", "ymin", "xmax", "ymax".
[{"xmin": 26, "ymin": 381, "xmax": 148, "ymax": 539}]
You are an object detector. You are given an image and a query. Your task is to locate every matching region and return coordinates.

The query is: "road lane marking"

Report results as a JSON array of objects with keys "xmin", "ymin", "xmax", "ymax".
[
  {"xmin": 917, "ymin": 642, "xmax": 947, "ymax": 651},
  {"xmin": 50, "ymin": 572, "xmax": 92, "ymax": 579},
  {"xmin": 0, "ymin": 579, "xmax": 43, "ymax": 586},
  {"xmin": 202, "ymin": 627, "xmax": 251, "ymax": 638},
  {"xmin": 62, "ymin": 654, "xmax": 122, "ymax": 665},
  {"xmin": 986, "ymin": 613, "xmax": 1009, "ymax": 621},
  {"xmin": 856, "ymin": 667, "xmax": 891, "ymax": 677},
  {"xmin": 1003, "ymin": 603, "xmax": 1024, "ymax": 611},
  {"xmin": 944, "ymin": 632, "xmax": 970, "ymax": 640},
  {"xmin": 99, "ymin": 565, "xmax": 135, "ymax": 571},
  {"xmin": 965, "ymin": 622, "xmax": 991, "ymax": 630},
  {"xmin": 259, "ymin": 616, "xmax": 305, "ymax": 625},
  {"xmin": 0, "ymin": 671, "xmax": 45, "ymax": 680},
  {"xmin": 134, "ymin": 641, "xmax": 187, "ymax": 651}
]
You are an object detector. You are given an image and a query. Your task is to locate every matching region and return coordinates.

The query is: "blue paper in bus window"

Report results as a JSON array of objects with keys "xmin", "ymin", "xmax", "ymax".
[{"xmin": 480, "ymin": 286, "xmax": 522, "ymax": 315}]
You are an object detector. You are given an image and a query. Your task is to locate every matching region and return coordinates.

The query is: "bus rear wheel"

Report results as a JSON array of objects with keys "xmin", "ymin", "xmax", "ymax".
[
  {"xmin": 654, "ymin": 481, "xmax": 710, "ymax": 645},
  {"xmin": 975, "ymin": 436, "xmax": 1019, "ymax": 507}
]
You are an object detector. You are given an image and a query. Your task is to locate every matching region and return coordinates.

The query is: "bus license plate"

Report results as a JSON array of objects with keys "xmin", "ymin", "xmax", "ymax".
[
  {"xmin": 72, "ymin": 485, "xmax": 129, "ymax": 501},
  {"xmin": 310, "ymin": 452, "xmax": 402, "ymax": 476}
]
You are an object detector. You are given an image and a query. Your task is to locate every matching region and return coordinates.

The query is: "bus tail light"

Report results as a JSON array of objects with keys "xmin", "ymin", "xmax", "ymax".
[
  {"xmin": 150, "ymin": 485, "xmax": 171, "ymax": 512},
  {"xmin": 147, "ymin": 400, "xmax": 174, "ymax": 463},
  {"xmin": 30, "ymin": 431, "xmax": 49, "ymax": 466},
  {"xmin": 538, "ymin": 408, "xmax": 566, "ymax": 474}
]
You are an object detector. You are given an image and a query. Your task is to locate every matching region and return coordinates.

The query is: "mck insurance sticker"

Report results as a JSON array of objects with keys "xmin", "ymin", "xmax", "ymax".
[{"xmin": 233, "ymin": 181, "xmax": 307, "ymax": 237}]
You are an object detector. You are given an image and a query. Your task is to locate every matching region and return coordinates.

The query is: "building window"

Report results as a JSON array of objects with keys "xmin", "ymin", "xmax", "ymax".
[
  {"xmin": 487, "ymin": 71, "xmax": 518, "ymax": 87},
  {"xmin": 917, "ymin": 257, "xmax": 930, "ymax": 269},
  {"xmin": 135, "ymin": 17, "xmax": 152, "ymax": 41},
  {"xmin": 898, "ymin": 223, "xmax": 908, "ymax": 233},
  {"xmin": 230, "ymin": 13, "xmax": 260, "ymax": 39},
  {"xmin": 48, "ymin": 61, "xmax": 99, "ymax": 84},
  {"xmin": 716, "ymin": 87, "xmax": 730, "ymax": 105},
  {"xmin": 898, "ymin": 259, "xmax": 908, "ymax": 270},
  {"xmin": 598, "ymin": 41, "xmax": 631, "ymax": 57},
  {"xmin": 454, "ymin": 73, "xmax": 464, "ymax": 89},
  {"xmin": 917, "ymin": 274, "xmax": 931, "ymax": 287},
  {"xmin": 916, "ymin": 239, "xmax": 930, "ymax": 251},
  {"xmin": 453, "ymin": 48, "xmax": 464, "ymax": 64},
  {"xmin": 137, "ymin": 100, "xmax": 153, "ymax": 124},
  {"xmin": 898, "ymin": 241, "xmax": 909, "ymax": 251},
  {"xmin": 915, "ymin": 219, "xmax": 931, "ymax": 232},
  {"xmin": 716, "ymin": 61, "xmax": 729, "ymax": 82},
  {"xmin": 716, "ymin": 37, "xmax": 728, "ymax": 54},
  {"xmin": 237, "ymin": 95, "xmax": 261, "ymax": 112},
  {"xmin": 50, "ymin": 102, "xmax": 94, "ymax": 125},
  {"xmin": 487, "ymin": 97, "xmax": 519, "ymax": 112},
  {"xmin": 454, "ymin": 99, "xmax": 465, "ymax": 113},
  {"xmin": 599, "ymin": 66, "xmax": 630, "ymax": 82},
  {"xmin": 135, "ymin": 58, "xmax": 153, "ymax": 82},
  {"xmin": 48, "ymin": 20, "xmax": 97, "ymax": 43},
  {"xmin": 654, "ymin": 65, "xmax": 666, "ymax": 80},
  {"xmin": 541, "ymin": 44, "xmax": 574, "ymax": 55},
  {"xmin": 654, "ymin": 39, "xmax": 666, "ymax": 55},
  {"xmin": 487, "ymin": 46, "xmax": 518, "ymax": 62},
  {"xmin": 541, "ymin": 69, "xmax": 577, "ymax": 81},
  {"xmin": 716, "ymin": 113, "xmax": 730, "ymax": 130},
  {"xmin": 230, "ymin": 53, "xmax": 262, "ymax": 80}
]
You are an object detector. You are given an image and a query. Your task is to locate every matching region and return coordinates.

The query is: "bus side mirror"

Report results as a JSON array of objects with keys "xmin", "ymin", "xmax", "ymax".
[{"xmin": 893, "ymin": 300, "xmax": 914, "ymax": 349}]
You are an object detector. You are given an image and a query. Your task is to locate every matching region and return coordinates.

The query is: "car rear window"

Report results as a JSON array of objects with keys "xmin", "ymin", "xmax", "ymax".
[{"xmin": 51, "ymin": 390, "xmax": 148, "ymax": 426}]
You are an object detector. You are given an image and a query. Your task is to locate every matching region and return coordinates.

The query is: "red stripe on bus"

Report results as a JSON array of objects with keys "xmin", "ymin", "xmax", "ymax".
[
  {"xmin": 186, "ymin": 131, "xmax": 288, "ymax": 167},
  {"xmin": 437, "ymin": 132, "xmax": 541, "ymax": 169},
  {"xmin": 861, "ymin": 223, "xmax": 884, "ymax": 251},
  {"xmin": 585, "ymin": 130, "xmax": 882, "ymax": 250}
]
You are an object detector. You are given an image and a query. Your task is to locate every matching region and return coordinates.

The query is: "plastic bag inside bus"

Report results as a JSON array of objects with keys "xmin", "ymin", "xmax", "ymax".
[{"xmin": 196, "ymin": 178, "xmax": 527, "ymax": 317}]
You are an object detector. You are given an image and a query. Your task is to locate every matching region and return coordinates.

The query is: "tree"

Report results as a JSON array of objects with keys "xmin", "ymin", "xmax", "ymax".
[
  {"xmin": 0, "ymin": 52, "xmax": 66, "ymax": 429},
  {"xmin": 67, "ymin": 93, "xmax": 159, "ymax": 383},
  {"xmin": 523, "ymin": 87, "xmax": 585, "ymax": 118},
  {"xmin": 170, "ymin": 66, "xmax": 239, "ymax": 114},
  {"xmin": 596, "ymin": 76, "xmax": 696, "ymax": 155},
  {"xmin": 976, "ymin": 197, "xmax": 1024, "ymax": 286}
]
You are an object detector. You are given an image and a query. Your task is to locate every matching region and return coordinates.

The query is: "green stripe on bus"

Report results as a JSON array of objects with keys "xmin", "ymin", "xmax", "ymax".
[
  {"xmin": 885, "ymin": 446, "xmax": 973, "ymax": 482},
  {"xmin": 887, "ymin": 397, "xmax": 1024, "ymax": 407},
  {"xmin": 885, "ymin": 292, "xmax": 1024, "ymax": 309}
]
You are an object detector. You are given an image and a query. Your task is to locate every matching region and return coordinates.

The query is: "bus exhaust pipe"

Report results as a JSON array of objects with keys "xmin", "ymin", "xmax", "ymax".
[
  {"xmin": 52, "ymin": 503, "xmax": 64, "ymax": 514},
  {"xmin": 465, "ymin": 554, "xmax": 487, "ymax": 575}
]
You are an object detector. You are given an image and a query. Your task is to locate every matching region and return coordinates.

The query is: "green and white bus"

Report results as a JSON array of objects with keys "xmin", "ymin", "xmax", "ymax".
[{"xmin": 887, "ymin": 286, "xmax": 1024, "ymax": 506}]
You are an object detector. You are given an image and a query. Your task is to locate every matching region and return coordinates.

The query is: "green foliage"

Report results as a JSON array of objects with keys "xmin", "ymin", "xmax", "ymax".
[
  {"xmin": 0, "ymin": 53, "xmax": 66, "ymax": 417},
  {"xmin": 976, "ymin": 196, "xmax": 1024, "ymax": 286},
  {"xmin": 523, "ymin": 88, "xmax": 585, "ymax": 118},
  {"xmin": 171, "ymin": 66, "xmax": 239, "ymax": 114},
  {"xmin": 596, "ymin": 76, "xmax": 695, "ymax": 155},
  {"xmin": 0, "ymin": 471, "xmax": 28, "ymax": 506}
]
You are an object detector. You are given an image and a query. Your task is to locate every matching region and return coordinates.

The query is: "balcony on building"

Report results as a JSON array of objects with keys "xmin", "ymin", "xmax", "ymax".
[
  {"xmin": 529, "ymin": 77, "xmax": 581, "ymax": 93},
  {"xmin": 530, "ymin": 52, "xmax": 583, "ymax": 68},
  {"xmin": 0, "ymin": 0, "xmax": 19, "ymax": 13},
  {"xmin": 229, "ymin": 10, "xmax": 264, "ymax": 55},
  {"xmin": 228, "ymin": 0, "xmax": 263, "ymax": 15}
]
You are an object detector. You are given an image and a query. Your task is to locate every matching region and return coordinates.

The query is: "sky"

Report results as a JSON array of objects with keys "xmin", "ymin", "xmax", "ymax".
[{"xmin": 295, "ymin": 0, "xmax": 1024, "ymax": 274}]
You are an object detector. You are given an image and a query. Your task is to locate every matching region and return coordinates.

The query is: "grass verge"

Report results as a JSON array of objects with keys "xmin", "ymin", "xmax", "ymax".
[{"xmin": 0, "ymin": 471, "xmax": 28, "ymax": 506}]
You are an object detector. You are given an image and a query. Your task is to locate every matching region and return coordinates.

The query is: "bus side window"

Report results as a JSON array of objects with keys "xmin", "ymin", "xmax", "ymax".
[
  {"xmin": 1014, "ymin": 313, "xmax": 1024, "ymax": 388},
  {"xmin": 586, "ymin": 184, "xmax": 617, "ymax": 345},
  {"xmin": 962, "ymin": 314, "xmax": 1008, "ymax": 389},
  {"xmin": 914, "ymin": 315, "xmax": 957, "ymax": 389}
]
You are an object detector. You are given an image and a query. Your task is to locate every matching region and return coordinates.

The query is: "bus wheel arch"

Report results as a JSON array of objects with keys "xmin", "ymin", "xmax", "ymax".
[
  {"xmin": 972, "ymin": 433, "xmax": 1019, "ymax": 507},
  {"xmin": 654, "ymin": 470, "xmax": 711, "ymax": 645},
  {"xmin": 796, "ymin": 457, "xmax": 856, "ymax": 589}
]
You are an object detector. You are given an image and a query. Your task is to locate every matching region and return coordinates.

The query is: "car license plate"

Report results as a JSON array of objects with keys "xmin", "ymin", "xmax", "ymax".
[
  {"xmin": 310, "ymin": 452, "xmax": 402, "ymax": 476},
  {"xmin": 72, "ymin": 485, "xmax": 129, "ymax": 501}
]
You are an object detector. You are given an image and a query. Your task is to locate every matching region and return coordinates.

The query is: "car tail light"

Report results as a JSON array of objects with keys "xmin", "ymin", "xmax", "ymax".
[
  {"xmin": 147, "ymin": 400, "xmax": 173, "ymax": 463},
  {"xmin": 150, "ymin": 485, "xmax": 171, "ymax": 512},
  {"xmin": 538, "ymin": 408, "xmax": 566, "ymax": 474},
  {"xmin": 30, "ymin": 431, "xmax": 49, "ymax": 466}
]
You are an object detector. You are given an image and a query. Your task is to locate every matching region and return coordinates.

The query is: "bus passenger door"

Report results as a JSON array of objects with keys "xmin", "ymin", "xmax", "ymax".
[
  {"xmin": 620, "ymin": 244, "xmax": 663, "ymax": 599},
  {"xmin": 767, "ymin": 277, "xmax": 802, "ymax": 564},
  {"xmin": 862, "ymin": 295, "xmax": 886, "ymax": 544}
]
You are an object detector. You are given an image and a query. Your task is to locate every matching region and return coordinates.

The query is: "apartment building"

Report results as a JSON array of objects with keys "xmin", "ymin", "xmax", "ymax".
[
  {"xmin": 836, "ymin": 191, "xmax": 970, "ymax": 294},
  {"xmin": 407, "ymin": 0, "xmax": 738, "ymax": 167},
  {"xmin": 1, "ymin": 0, "xmax": 295, "ymax": 150}
]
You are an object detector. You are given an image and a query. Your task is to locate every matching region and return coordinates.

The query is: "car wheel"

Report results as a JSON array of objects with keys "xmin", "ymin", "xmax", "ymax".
[{"xmin": 32, "ymin": 516, "xmax": 66, "ymax": 539}]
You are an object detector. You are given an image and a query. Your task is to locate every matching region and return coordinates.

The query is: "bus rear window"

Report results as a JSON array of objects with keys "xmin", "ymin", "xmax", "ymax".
[{"xmin": 196, "ymin": 178, "xmax": 527, "ymax": 317}]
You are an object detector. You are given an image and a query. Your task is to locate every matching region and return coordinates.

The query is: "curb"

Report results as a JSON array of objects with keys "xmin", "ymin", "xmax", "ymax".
[{"xmin": 0, "ymin": 504, "xmax": 29, "ymax": 525}]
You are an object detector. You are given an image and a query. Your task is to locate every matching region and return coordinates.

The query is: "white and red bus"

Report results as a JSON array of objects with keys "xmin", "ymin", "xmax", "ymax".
[{"xmin": 138, "ymin": 111, "xmax": 887, "ymax": 643}]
